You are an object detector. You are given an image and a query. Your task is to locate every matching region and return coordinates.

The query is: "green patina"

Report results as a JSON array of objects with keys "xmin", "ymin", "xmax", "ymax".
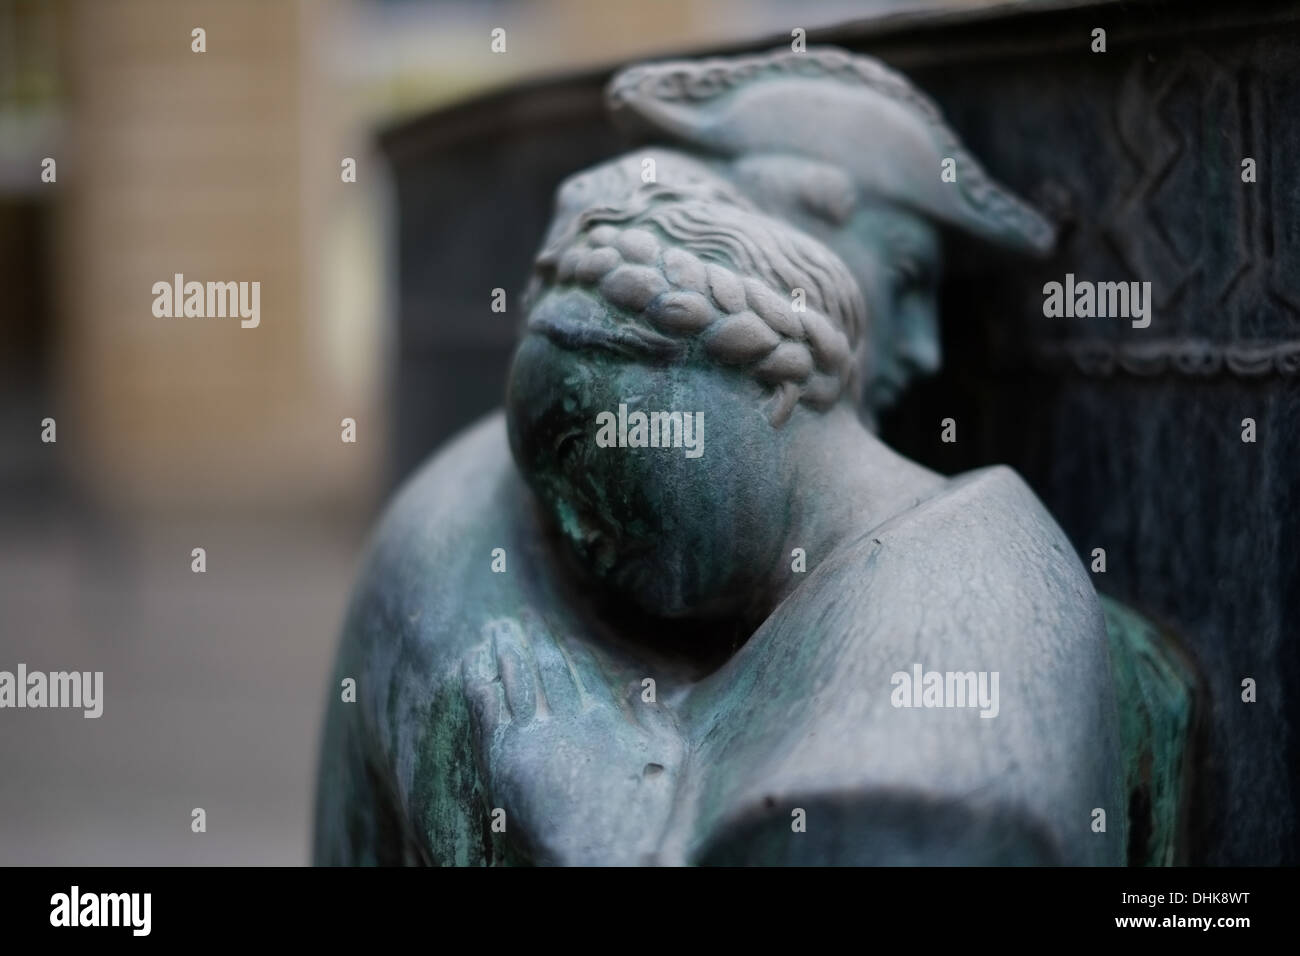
[{"xmin": 1101, "ymin": 595, "xmax": 1196, "ymax": 865}]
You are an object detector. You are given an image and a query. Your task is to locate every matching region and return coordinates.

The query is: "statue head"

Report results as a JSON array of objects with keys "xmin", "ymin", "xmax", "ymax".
[
  {"xmin": 727, "ymin": 155, "xmax": 943, "ymax": 410},
  {"xmin": 505, "ymin": 47, "xmax": 1058, "ymax": 617},
  {"xmin": 605, "ymin": 46, "xmax": 1056, "ymax": 411},
  {"xmin": 506, "ymin": 189, "xmax": 866, "ymax": 619},
  {"xmin": 531, "ymin": 146, "xmax": 942, "ymax": 414}
]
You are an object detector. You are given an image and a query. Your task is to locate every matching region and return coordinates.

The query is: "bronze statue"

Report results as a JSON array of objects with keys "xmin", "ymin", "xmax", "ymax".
[{"xmin": 314, "ymin": 47, "xmax": 1191, "ymax": 866}]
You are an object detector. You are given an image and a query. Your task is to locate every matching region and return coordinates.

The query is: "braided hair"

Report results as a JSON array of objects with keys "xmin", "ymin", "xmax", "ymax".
[{"xmin": 527, "ymin": 186, "xmax": 868, "ymax": 427}]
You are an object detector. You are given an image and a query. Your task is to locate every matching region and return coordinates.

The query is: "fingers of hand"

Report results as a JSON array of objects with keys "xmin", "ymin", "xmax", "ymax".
[
  {"xmin": 462, "ymin": 638, "xmax": 507, "ymax": 739},
  {"xmin": 530, "ymin": 626, "xmax": 585, "ymax": 718},
  {"xmin": 489, "ymin": 618, "xmax": 539, "ymax": 722}
]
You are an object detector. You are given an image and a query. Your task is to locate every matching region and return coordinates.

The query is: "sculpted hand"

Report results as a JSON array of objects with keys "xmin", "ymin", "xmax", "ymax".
[{"xmin": 462, "ymin": 615, "xmax": 685, "ymax": 865}]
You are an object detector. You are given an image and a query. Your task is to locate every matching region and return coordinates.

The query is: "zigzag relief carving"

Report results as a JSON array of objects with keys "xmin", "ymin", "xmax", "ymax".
[
  {"xmin": 1037, "ymin": 339, "xmax": 1300, "ymax": 377},
  {"xmin": 1028, "ymin": 49, "xmax": 1296, "ymax": 375}
]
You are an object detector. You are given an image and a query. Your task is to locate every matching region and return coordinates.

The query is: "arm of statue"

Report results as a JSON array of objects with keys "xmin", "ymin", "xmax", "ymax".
[
  {"xmin": 313, "ymin": 645, "xmax": 430, "ymax": 866},
  {"xmin": 461, "ymin": 616, "xmax": 686, "ymax": 865}
]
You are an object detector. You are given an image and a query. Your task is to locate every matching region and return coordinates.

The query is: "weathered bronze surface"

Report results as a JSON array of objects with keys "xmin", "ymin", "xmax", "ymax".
[{"xmin": 315, "ymin": 44, "xmax": 1197, "ymax": 865}]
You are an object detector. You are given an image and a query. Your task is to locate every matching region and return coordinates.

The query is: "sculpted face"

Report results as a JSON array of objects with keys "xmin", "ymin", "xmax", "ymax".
[
  {"xmin": 506, "ymin": 332, "xmax": 793, "ymax": 619},
  {"xmin": 730, "ymin": 155, "xmax": 943, "ymax": 410},
  {"xmin": 843, "ymin": 206, "xmax": 942, "ymax": 409}
]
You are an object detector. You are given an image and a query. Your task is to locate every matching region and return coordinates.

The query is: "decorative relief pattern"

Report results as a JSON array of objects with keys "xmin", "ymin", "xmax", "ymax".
[
  {"xmin": 1032, "ymin": 49, "xmax": 1297, "ymax": 376},
  {"xmin": 1037, "ymin": 339, "xmax": 1300, "ymax": 377}
]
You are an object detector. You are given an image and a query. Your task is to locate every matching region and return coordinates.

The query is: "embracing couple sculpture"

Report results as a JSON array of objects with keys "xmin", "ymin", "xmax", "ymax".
[{"xmin": 314, "ymin": 47, "xmax": 1191, "ymax": 866}]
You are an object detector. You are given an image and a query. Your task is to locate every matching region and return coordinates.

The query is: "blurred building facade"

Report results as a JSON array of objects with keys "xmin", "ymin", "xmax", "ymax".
[{"xmin": 47, "ymin": 0, "xmax": 382, "ymax": 514}]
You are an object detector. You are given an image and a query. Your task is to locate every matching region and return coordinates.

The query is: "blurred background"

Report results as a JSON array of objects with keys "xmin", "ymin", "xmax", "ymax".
[{"xmin": 0, "ymin": 0, "xmax": 995, "ymax": 865}]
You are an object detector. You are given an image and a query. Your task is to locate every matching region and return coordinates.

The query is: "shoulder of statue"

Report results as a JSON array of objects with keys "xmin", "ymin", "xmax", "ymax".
[
  {"xmin": 692, "ymin": 467, "xmax": 1124, "ymax": 864},
  {"xmin": 870, "ymin": 463, "xmax": 1053, "ymax": 540},
  {"xmin": 835, "ymin": 464, "xmax": 1098, "ymax": 638},
  {"xmin": 339, "ymin": 411, "xmax": 522, "ymax": 709}
]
